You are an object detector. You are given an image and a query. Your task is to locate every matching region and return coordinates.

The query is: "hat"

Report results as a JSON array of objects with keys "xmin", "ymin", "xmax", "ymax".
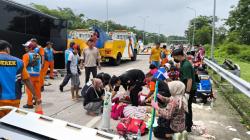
[
  {"xmin": 46, "ymin": 41, "xmax": 53, "ymax": 46},
  {"xmin": 30, "ymin": 38, "xmax": 37, "ymax": 42},
  {"xmin": 73, "ymin": 44, "xmax": 79, "ymax": 50},
  {"xmin": 22, "ymin": 41, "xmax": 31, "ymax": 47},
  {"xmin": 164, "ymin": 63, "xmax": 171, "ymax": 70}
]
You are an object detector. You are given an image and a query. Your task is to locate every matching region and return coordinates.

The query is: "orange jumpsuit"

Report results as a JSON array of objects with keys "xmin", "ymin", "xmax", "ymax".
[
  {"xmin": 42, "ymin": 47, "xmax": 55, "ymax": 79},
  {"xmin": 0, "ymin": 52, "xmax": 30, "ymax": 117},
  {"xmin": 37, "ymin": 47, "xmax": 45, "ymax": 88},
  {"xmin": 23, "ymin": 53, "xmax": 41, "ymax": 106}
]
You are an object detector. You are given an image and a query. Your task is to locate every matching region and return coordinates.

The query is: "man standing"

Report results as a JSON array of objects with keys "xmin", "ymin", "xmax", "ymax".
[
  {"xmin": 59, "ymin": 42, "xmax": 74, "ymax": 92},
  {"xmin": 22, "ymin": 43, "xmax": 42, "ymax": 109},
  {"xmin": 67, "ymin": 45, "xmax": 81, "ymax": 100},
  {"xmin": 42, "ymin": 41, "xmax": 63, "ymax": 80},
  {"xmin": 172, "ymin": 48, "xmax": 197, "ymax": 132},
  {"xmin": 23, "ymin": 39, "xmax": 45, "ymax": 91},
  {"xmin": 0, "ymin": 40, "xmax": 38, "ymax": 117},
  {"xmin": 81, "ymin": 39, "xmax": 101, "ymax": 83},
  {"xmin": 149, "ymin": 42, "xmax": 161, "ymax": 68}
]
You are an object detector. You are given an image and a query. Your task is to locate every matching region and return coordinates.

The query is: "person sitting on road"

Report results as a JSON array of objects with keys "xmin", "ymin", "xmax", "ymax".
[
  {"xmin": 149, "ymin": 64, "xmax": 158, "ymax": 75},
  {"xmin": 168, "ymin": 66, "xmax": 180, "ymax": 81},
  {"xmin": 144, "ymin": 73, "xmax": 171, "ymax": 105},
  {"xmin": 83, "ymin": 78, "xmax": 104, "ymax": 116},
  {"xmin": 151, "ymin": 81, "xmax": 188, "ymax": 140}
]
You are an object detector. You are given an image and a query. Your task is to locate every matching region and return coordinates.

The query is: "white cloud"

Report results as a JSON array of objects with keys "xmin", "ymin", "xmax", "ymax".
[{"xmin": 14, "ymin": 0, "xmax": 239, "ymax": 36}]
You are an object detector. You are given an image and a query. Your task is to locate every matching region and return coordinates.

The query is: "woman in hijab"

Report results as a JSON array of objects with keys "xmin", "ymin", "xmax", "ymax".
[
  {"xmin": 151, "ymin": 81, "xmax": 188, "ymax": 140},
  {"xmin": 83, "ymin": 78, "xmax": 105, "ymax": 116}
]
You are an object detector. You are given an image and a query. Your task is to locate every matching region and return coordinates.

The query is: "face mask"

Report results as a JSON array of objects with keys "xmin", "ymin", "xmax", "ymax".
[{"xmin": 174, "ymin": 58, "xmax": 180, "ymax": 63}]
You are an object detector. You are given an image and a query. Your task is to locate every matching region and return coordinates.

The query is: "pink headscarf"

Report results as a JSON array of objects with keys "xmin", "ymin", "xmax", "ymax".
[{"xmin": 92, "ymin": 78, "xmax": 103, "ymax": 91}]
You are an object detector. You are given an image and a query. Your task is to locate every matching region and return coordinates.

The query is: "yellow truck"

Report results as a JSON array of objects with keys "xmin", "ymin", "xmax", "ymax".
[
  {"xmin": 68, "ymin": 29, "xmax": 138, "ymax": 66},
  {"xmin": 99, "ymin": 30, "xmax": 137, "ymax": 65},
  {"xmin": 67, "ymin": 29, "xmax": 93, "ymax": 53}
]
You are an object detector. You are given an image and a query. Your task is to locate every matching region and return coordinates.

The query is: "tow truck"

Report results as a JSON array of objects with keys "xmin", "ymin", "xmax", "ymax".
[{"xmin": 99, "ymin": 30, "xmax": 138, "ymax": 66}]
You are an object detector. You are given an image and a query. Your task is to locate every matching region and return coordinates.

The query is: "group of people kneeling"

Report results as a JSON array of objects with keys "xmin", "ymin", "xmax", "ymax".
[{"xmin": 81, "ymin": 67, "xmax": 189, "ymax": 140}]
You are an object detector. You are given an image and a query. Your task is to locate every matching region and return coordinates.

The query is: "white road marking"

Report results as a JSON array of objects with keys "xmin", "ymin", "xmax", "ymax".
[{"xmin": 85, "ymin": 116, "xmax": 102, "ymax": 128}]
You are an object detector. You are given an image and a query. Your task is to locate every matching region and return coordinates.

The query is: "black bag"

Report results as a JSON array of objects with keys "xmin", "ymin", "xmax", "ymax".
[{"xmin": 81, "ymin": 83, "xmax": 93, "ymax": 99}]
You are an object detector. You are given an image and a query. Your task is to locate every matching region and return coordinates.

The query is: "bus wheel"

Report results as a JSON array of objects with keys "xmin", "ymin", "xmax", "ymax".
[{"xmin": 111, "ymin": 53, "xmax": 122, "ymax": 66}]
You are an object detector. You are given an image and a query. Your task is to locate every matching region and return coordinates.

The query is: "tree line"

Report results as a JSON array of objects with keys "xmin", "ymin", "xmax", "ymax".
[{"xmin": 32, "ymin": 3, "xmax": 183, "ymax": 45}]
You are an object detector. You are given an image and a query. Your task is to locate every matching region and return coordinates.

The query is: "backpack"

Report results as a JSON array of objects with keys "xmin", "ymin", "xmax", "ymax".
[
  {"xmin": 81, "ymin": 82, "xmax": 93, "ymax": 99},
  {"xmin": 111, "ymin": 103, "xmax": 127, "ymax": 120},
  {"xmin": 116, "ymin": 117, "xmax": 147, "ymax": 135}
]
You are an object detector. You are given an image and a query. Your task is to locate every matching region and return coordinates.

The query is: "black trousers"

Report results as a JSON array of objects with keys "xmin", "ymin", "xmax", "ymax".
[
  {"xmin": 186, "ymin": 90, "xmax": 195, "ymax": 131},
  {"xmin": 60, "ymin": 73, "xmax": 71, "ymax": 88},
  {"xmin": 130, "ymin": 85, "xmax": 143, "ymax": 106},
  {"xmin": 85, "ymin": 66, "xmax": 97, "ymax": 83}
]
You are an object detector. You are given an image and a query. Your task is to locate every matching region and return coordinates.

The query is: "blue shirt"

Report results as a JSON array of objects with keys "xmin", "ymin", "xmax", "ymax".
[
  {"xmin": 27, "ymin": 52, "xmax": 41, "ymax": 77},
  {"xmin": 0, "ymin": 54, "xmax": 23, "ymax": 100},
  {"xmin": 65, "ymin": 48, "xmax": 73, "ymax": 64},
  {"xmin": 45, "ymin": 47, "xmax": 54, "ymax": 62}
]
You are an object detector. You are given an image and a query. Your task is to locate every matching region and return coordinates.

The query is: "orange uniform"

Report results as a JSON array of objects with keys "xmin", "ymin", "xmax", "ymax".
[
  {"xmin": 23, "ymin": 52, "xmax": 41, "ymax": 106},
  {"xmin": 0, "ymin": 52, "xmax": 30, "ymax": 117},
  {"xmin": 37, "ymin": 47, "xmax": 45, "ymax": 88}
]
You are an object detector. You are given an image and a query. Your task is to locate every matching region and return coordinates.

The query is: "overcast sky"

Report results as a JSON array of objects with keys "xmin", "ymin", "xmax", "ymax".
[{"xmin": 14, "ymin": 0, "xmax": 239, "ymax": 36}]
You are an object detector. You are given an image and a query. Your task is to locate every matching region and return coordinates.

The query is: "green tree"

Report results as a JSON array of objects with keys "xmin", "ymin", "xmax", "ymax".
[
  {"xmin": 31, "ymin": 4, "xmax": 167, "ymax": 44},
  {"xmin": 226, "ymin": 0, "xmax": 250, "ymax": 44},
  {"xmin": 185, "ymin": 16, "xmax": 213, "ymax": 45}
]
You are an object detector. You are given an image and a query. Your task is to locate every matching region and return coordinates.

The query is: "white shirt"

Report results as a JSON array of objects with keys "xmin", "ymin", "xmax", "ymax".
[{"xmin": 68, "ymin": 52, "xmax": 79, "ymax": 75}]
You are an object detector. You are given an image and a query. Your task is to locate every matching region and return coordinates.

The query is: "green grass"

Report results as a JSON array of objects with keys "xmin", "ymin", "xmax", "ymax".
[
  {"xmin": 205, "ymin": 43, "xmax": 250, "ymax": 82},
  {"xmin": 215, "ymin": 57, "xmax": 250, "ymax": 82}
]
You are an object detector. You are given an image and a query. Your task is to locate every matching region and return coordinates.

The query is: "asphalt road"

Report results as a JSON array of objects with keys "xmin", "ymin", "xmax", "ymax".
[{"xmin": 20, "ymin": 55, "xmax": 250, "ymax": 140}]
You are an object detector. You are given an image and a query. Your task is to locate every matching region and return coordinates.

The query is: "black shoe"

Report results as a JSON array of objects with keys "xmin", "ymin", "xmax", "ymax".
[
  {"xmin": 23, "ymin": 104, "xmax": 34, "ymax": 109},
  {"xmin": 41, "ymin": 86, "xmax": 44, "ymax": 92},
  {"xmin": 59, "ymin": 86, "xmax": 63, "ymax": 92}
]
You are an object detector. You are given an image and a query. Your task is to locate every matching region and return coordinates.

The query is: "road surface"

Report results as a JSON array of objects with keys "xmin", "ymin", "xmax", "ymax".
[{"xmin": 20, "ymin": 55, "xmax": 250, "ymax": 140}]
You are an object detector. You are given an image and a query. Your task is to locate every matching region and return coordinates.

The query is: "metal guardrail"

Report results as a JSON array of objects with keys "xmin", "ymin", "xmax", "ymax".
[{"xmin": 204, "ymin": 58, "xmax": 250, "ymax": 98}]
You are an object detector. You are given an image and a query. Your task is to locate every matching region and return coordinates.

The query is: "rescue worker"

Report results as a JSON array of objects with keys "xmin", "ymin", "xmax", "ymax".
[
  {"xmin": 0, "ymin": 40, "xmax": 38, "ymax": 117},
  {"xmin": 22, "ymin": 43, "xmax": 42, "ymax": 109},
  {"xmin": 59, "ymin": 42, "xmax": 75, "ymax": 92},
  {"xmin": 42, "ymin": 41, "xmax": 63, "ymax": 80},
  {"xmin": 23, "ymin": 38, "xmax": 45, "ymax": 91}
]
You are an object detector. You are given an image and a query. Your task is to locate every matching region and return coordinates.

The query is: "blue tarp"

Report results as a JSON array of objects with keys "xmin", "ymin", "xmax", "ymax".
[{"xmin": 92, "ymin": 26, "xmax": 111, "ymax": 49}]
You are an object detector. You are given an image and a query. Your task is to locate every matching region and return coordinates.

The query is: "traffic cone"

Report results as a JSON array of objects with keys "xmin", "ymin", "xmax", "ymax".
[{"xmin": 35, "ymin": 103, "xmax": 44, "ymax": 115}]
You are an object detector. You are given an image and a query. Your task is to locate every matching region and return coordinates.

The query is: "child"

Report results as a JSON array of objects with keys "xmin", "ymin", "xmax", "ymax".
[
  {"xmin": 149, "ymin": 64, "xmax": 158, "ymax": 75},
  {"xmin": 151, "ymin": 81, "xmax": 188, "ymax": 140},
  {"xmin": 168, "ymin": 66, "xmax": 180, "ymax": 81},
  {"xmin": 68, "ymin": 45, "xmax": 81, "ymax": 100}
]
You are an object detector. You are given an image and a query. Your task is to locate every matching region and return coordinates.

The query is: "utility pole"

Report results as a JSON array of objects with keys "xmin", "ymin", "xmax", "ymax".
[
  {"xmin": 106, "ymin": 0, "xmax": 109, "ymax": 33},
  {"xmin": 139, "ymin": 16, "xmax": 149, "ymax": 45},
  {"xmin": 187, "ymin": 7, "xmax": 197, "ymax": 47},
  {"xmin": 211, "ymin": 0, "xmax": 216, "ymax": 60}
]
